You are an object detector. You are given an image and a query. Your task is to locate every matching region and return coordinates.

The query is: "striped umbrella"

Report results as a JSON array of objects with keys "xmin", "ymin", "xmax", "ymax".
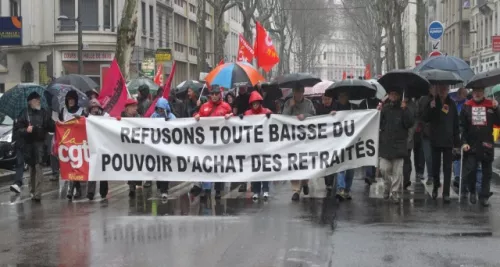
[
  {"xmin": 0, "ymin": 83, "xmax": 48, "ymax": 119},
  {"xmin": 205, "ymin": 62, "xmax": 265, "ymax": 89}
]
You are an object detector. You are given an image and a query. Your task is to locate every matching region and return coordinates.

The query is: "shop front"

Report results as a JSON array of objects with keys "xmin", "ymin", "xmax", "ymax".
[{"xmin": 61, "ymin": 51, "xmax": 114, "ymax": 89}]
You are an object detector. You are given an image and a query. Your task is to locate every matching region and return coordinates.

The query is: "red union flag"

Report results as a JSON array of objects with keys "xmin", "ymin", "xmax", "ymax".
[
  {"xmin": 55, "ymin": 118, "xmax": 89, "ymax": 181},
  {"xmin": 98, "ymin": 58, "xmax": 128, "ymax": 117},
  {"xmin": 237, "ymin": 34, "xmax": 254, "ymax": 63},
  {"xmin": 254, "ymin": 21, "xmax": 279, "ymax": 72}
]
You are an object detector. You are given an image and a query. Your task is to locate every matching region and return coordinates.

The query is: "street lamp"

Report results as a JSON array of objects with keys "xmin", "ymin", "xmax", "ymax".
[{"xmin": 58, "ymin": 9, "xmax": 83, "ymax": 74}]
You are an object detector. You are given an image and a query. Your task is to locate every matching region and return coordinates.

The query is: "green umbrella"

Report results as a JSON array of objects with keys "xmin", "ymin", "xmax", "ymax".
[
  {"xmin": 127, "ymin": 77, "xmax": 160, "ymax": 95},
  {"xmin": 487, "ymin": 84, "xmax": 500, "ymax": 97},
  {"xmin": 0, "ymin": 83, "xmax": 48, "ymax": 119}
]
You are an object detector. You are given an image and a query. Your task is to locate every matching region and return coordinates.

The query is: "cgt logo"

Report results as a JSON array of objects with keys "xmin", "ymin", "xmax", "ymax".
[{"xmin": 57, "ymin": 128, "xmax": 90, "ymax": 169}]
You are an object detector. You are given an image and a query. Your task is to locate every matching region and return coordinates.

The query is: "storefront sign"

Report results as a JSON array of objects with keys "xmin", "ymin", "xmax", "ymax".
[
  {"xmin": 155, "ymin": 48, "xmax": 172, "ymax": 63},
  {"xmin": 492, "ymin": 36, "xmax": 500, "ymax": 52},
  {"xmin": 62, "ymin": 51, "xmax": 115, "ymax": 62},
  {"xmin": 0, "ymin": 16, "xmax": 22, "ymax": 46}
]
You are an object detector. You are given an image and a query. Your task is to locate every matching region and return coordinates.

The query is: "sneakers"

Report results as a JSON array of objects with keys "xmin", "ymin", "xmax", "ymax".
[
  {"xmin": 263, "ymin": 192, "xmax": 269, "ymax": 200},
  {"xmin": 336, "ymin": 189, "xmax": 346, "ymax": 201},
  {"xmin": 161, "ymin": 193, "xmax": 168, "ymax": 200},
  {"xmin": 252, "ymin": 193, "xmax": 259, "ymax": 200},
  {"xmin": 10, "ymin": 184, "xmax": 21, "ymax": 194}
]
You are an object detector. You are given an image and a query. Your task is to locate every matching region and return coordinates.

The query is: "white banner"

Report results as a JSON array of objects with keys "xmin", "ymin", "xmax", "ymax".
[{"xmin": 86, "ymin": 110, "xmax": 380, "ymax": 181}]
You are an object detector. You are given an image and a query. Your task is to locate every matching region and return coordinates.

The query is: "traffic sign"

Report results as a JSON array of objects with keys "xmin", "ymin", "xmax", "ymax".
[
  {"xmin": 415, "ymin": 55, "xmax": 422, "ymax": 66},
  {"xmin": 428, "ymin": 21, "xmax": 444, "ymax": 40},
  {"xmin": 429, "ymin": 50, "xmax": 442, "ymax": 57}
]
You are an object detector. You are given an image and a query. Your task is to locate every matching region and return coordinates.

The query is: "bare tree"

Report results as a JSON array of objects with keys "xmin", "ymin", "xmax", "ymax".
[
  {"xmin": 266, "ymin": 0, "xmax": 290, "ymax": 75},
  {"xmin": 289, "ymin": 0, "xmax": 333, "ymax": 73},
  {"xmin": 236, "ymin": 0, "xmax": 275, "ymax": 44},
  {"xmin": 207, "ymin": 0, "xmax": 238, "ymax": 64},
  {"xmin": 393, "ymin": 0, "xmax": 409, "ymax": 69},
  {"xmin": 115, "ymin": 0, "xmax": 138, "ymax": 80},
  {"xmin": 197, "ymin": 0, "xmax": 208, "ymax": 72},
  {"xmin": 415, "ymin": 0, "xmax": 426, "ymax": 57}
]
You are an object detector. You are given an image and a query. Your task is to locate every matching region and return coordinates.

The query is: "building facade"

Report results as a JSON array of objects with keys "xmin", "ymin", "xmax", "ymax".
[
  {"xmin": 0, "ymin": 0, "xmax": 243, "ymax": 91},
  {"xmin": 469, "ymin": 0, "xmax": 500, "ymax": 74},
  {"xmin": 440, "ymin": 0, "xmax": 471, "ymax": 61}
]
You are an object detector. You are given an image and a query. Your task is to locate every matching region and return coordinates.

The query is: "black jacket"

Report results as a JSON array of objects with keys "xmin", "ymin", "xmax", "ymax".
[
  {"xmin": 460, "ymin": 98, "xmax": 500, "ymax": 161},
  {"xmin": 417, "ymin": 95, "xmax": 432, "ymax": 137},
  {"xmin": 334, "ymin": 101, "xmax": 357, "ymax": 111},
  {"xmin": 316, "ymin": 103, "xmax": 335, "ymax": 115},
  {"xmin": 15, "ymin": 107, "xmax": 54, "ymax": 165},
  {"xmin": 169, "ymin": 97, "xmax": 188, "ymax": 118},
  {"xmin": 379, "ymin": 101, "xmax": 414, "ymax": 159},
  {"xmin": 422, "ymin": 95, "xmax": 460, "ymax": 148}
]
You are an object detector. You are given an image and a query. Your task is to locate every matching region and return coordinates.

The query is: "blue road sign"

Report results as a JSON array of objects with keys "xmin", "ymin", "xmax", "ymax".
[{"xmin": 428, "ymin": 21, "xmax": 443, "ymax": 40}]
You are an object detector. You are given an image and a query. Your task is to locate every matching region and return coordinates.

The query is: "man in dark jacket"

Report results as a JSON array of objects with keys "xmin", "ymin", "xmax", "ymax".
[
  {"xmin": 184, "ymin": 86, "xmax": 207, "ymax": 117},
  {"xmin": 358, "ymin": 96, "xmax": 380, "ymax": 186},
  {"xmin": 379, "ymin": 90, "xmax": 414, "ymax": 204},
  {"xmin": 11, "ymin": 92, "xmax": 54, "ymax": 201},
  {"xmin": 460, "ymin": 88, "xmax": 500, "ymax": 206},
  {"xmin": 169, "ymin": 90, "xmax": 187, "ymax": 118},
  {"xmin": 137, "ymin": 85, "xmax": 152, "ymax": 116},
  {"xmin": 423, "ymin": 85, "xmax": 460, "ymax": 203},
  {"xmin": 403, "ymin": 97, "xmax": 418, "ymax": 189},
  {"xmin": 122, "ymin": 99, "xmax": 142, "ymax": 197},
  {"xmin": 316, "ymin": 94, "xmax": 336, "ymax": 195},
  {"xmin": 417, "ymin": 89, "xmax": 435, "ymax": 185}
]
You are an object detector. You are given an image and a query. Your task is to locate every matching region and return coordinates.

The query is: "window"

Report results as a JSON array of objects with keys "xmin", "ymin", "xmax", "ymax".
[
  {"xmin": 174, "ymin": 0, "xmax": 184, "ymax": 7},
  {"xmin": 189, "ymin": 4, "xmax": 196, "ymax": 13},
  {"xmin": 60, "ymin": 0, "xmax": 75, "ymax": 31},
  {"xmin": 189, "ymin": 48, "xmax": 197, "ymax": 56},
  {"xmin": 174, "ymin": 14, "xmax": 186, "ymax": 44},
  {"xmin": 149, "ymin": 5, "xmax": 154, "ymax": 38},
  {"xmin": 38, "ymin": 62, "xmax": 50, "ymax": 85},
  {"xmin": 81, "ymin": 0, "xmax": 99, "ymax": 31},
  {"xmin": 206, "ymin": 13, "xmax": 212, "ymax": 22},
  {"xmin": 10, "ymin": 0, "xmax": 20, "ymax": 16},
  {"xmin": 165, "ymin": 19, "xmax": 170, "ymax": 47},
  {"xmin": 141, "ymin": 2, "xmax": 146, "ymax": 35},
  {"xmin": 103, "ymin": 0, "xmax": 115, "ymax": 31},
  {"xmin": 21, "ymin": 62, "xmax": 34, "ymax": 83},
  {"xmin": 158, "ymin": 15, "xmax": 163, "ymax": 47},
  {"xmin": 175, "ymin": 43, "xmax": 185, "ymax": 53},
  {"xmin": 189, "ymin": 21, "xmax": 197, "ymax": 46}
]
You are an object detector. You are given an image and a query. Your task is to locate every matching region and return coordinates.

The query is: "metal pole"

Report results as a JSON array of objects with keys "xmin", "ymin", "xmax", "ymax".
[
  {"xmin": 77, "ymin": 0, "xmax": 83, "ymax": 74},
  {"xmin": 458, "ymin": 0, "xmax": 463, "ymax": 59}
]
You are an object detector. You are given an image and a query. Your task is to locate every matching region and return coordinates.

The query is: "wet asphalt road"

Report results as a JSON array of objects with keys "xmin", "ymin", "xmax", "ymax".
[{"xmin": 0, "ymin": 169, "xmax": 500, "ymax": 266}]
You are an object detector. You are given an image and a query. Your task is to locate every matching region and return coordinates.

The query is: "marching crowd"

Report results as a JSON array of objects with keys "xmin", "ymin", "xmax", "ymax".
[{"xmin": 7, "ymin": 78, "xmax": 499, "ymax": 207}]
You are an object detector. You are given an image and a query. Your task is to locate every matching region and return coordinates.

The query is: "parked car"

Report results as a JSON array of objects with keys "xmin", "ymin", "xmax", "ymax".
[{"xmin": 0, "ymin": 114, "xmax": 32, "ymax": 170}]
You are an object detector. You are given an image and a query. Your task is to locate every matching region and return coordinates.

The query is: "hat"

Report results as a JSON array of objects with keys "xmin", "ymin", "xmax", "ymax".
[
  {"xmin": 210, "ymin": 85, "xmax": 222, "ymax": 93},
  {"xmin": 248, "ymin": 91, "xmax": 263, "ymax": 104},
  {"xmin": 86, "ymin": 89, "xmax": 99, "ymax": 98},
  {"xmin": 125, "ymin": 98, "xmax": 138, "ymax": 106},
  {"xmin": 27, "ymin": 92, "xmax": 40, "ymax": 102},
  {"xmin": 88, "ymin": 99, "xmax": 102, "ymax": 108}
]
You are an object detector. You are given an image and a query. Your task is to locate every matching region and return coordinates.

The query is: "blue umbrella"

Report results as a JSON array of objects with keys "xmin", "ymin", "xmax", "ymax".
[
  {"xmin": 0, "ymin": 83, "xmax": 48, "ymax": 119},
  {"xmin": 44, "ymin": 83, "xmax": 89, "ymax": 113},
  {"xmin": 414, "ymin": 55, "xmax": 474, "ymax": 82}
]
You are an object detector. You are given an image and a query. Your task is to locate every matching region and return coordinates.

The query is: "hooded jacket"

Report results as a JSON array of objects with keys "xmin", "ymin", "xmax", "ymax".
[
  {"xmin": 460, "ymin": 98, "xmax": 500, "ymax": 161},
  {"xmin": 59, "ymin": 90, "xmax": 84, "ymax": 121},
  {"xmin": 151, "ymin": 97, "xmax": 176, "ymax": 120},
  {"xmin": 244, "ymin": 91, "xmax": 272, "ymax": 115}
]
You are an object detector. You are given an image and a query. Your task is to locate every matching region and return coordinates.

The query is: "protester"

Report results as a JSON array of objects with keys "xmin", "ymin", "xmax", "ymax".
[
  {"xmin": 403, "ymin": 97, "xmax": 418, "ymax": 190},
  {"xmin": 412, "ymin": 96, "xmax": 425, "ymax": 183},
  {"xmin": 11, "ymin": 92, "xmax": 54, "ymax": 201},
  {"xmin": 190, "ymin": 85, "xmax": 233, "ymax": 199},
  {"xmin": 225, "ymin": 92, "xmax": 235, "ymax": 108},
  {"xmin": 316, "ymin": 93, "xmax": 337, "ymax": 195},
  {"xmin": 169, "ymin": 91, "xmax": 187, "ymax": 118},
  {"xmin": 423, "ymin": 84, "xmax": 460, "ymax": 203},
  {"xmin": 243, "ymin": 91, "xmax": 272, "ymax": 200},
  {"xmin": 358, "ymin": 95, "xmax": 380, "ymax": 186},
  {"xmin": 417, "ymin": 87, "xmax": 435, "ymax": 185},
  {"xmin": 282, "ymin": 86, "xmax": 316, "ymax": 201},
  {"xmin": 378, "ymin": 91, "xmax": 414, "ymax": 204},
  {"xmin": 151, "ymin": 97, "xmax": 176, "ymax": 200},
  {"xmin": 137, "ymin": 85, "xmax": 152, "ymax": 116},
  {"xmin": 233, "ymin": 86, "xmax": 251, "ymax": 115},
  {"xmin": 85, "ymin": 89, "xmax": 99, "ymax": 100},
  {"xmin": 453, "ymin": 88, "xmax": 468, "ymax": 189},
  {"xmin": 185, "ymin": 86, "xmax": 206, "ymax": 117},
  {"xmin": 460, "ymin": 88, "xmax": 500, "ymax": 206},
  {"xmin": 58, "ymin": 90, "xmax": 85, "ymax": 199},
  {"xmin": 10, "ymin": 117, "xmax": 26, "ymax": 193},
  {"xmin": 86, "ymin": 99, "xmax": 109, "ymax": 200},
  {"xmin": 121, "ymin": 98, "xmax": 142, "ymax": 197}
]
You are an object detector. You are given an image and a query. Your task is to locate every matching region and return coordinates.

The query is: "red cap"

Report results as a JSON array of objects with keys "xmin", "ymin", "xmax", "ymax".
[{"xmin": 125, "ymin": 98, "xmax": 138, "ymax": 106}]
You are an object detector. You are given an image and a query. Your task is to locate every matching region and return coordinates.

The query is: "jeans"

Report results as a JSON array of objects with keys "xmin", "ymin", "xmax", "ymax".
[
  {"xmin": 422, "ymin": 138, "xmax": 433, "ymax": 178},
  {"xmin": 14, "ymin": 147, "xmax": 24, "ymax": 186},
  {"xmin": 251, "ymin": 181, "xmax": 269, "ymax": 194},
  {"xmin": 453, "ymin": 160, "xmax": 482, "ymax": 192},
  {"xmin": 432, "ymin": 146, "xmax": 453, "ymax": 197},
  {"xmin": 462, "ymin": 156, "xmax": 492, "ymax": 199},
  {"xmin": 365, "ymin": 166, "xmax": 375, "ymax": 178},
  {"xmin": 403, "ymin": 149, "xmax": 412, "ymax": 184},
  {"xmin": 336, "ymin": 169, "xmax": 354, "ymax": 192}
]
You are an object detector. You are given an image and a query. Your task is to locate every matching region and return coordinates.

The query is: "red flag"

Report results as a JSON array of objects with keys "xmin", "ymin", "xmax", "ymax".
[
  {"xmin": 144, "ymin": 61, "xmax": 177, "ymax": 117},
  {"xmin": 218, "ymin": 59, "xmax": 225, "ymax": 66},
  {"xmin": 364, "ymin": 64, "xmax": 371, "ymax": 80},
  {"xmin": 342, "ymin": 71, "xmax": 347, "ymax": 80},
  {"xmin": 237, "ymin": 34, "xmax": 254, "ymax": 63},
  {"xmin": 98, "ymin": 58, "xmax": 128, "ymax": 117},
  {"xmin": 254, "ymin": 21, "xmax": 279, "ymax": 72},
  {"xmin": 154, "ymin": 64, "xmax": 163, "ymax": 86}
]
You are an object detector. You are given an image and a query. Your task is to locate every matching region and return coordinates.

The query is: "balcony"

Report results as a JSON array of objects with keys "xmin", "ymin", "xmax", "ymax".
[{"xmin": 157, "ymin": 0, "xmax": 173, "ymax": 9}]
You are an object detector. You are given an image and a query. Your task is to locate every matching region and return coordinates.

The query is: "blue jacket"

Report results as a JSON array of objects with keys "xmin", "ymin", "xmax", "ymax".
[{"xmin": 151, "ymin": 97, "xmax": 176, "ymax": 120}]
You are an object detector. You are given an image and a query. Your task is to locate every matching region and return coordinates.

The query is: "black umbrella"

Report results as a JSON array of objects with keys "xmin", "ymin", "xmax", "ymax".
[
  {"xmin": 271, "ymin": 73, "xmax": 321, "ymax": 88},
  {"xmin": 44, "ymin": 83, "xmax": 89, "ymax": 113},
  {"xmin": 324, "ymin": 79, "xmax": 376, "ymax": 100},
  {"xmin": 419, "ymin": 69, "xmax": 464, "ymax": 85},
  {"xmin": 465, "ymin": 68, "xmax": 500, "ymax": 89},
  {"xmin": 175, "ymin": 80, "xmax": 203, "ymax": 95},
  {"xmin": 260, "ymin": 82, "xmax": 283, "ymax": 99},
  {"xmin": 51, "ymin": 74, "xmax": 98, "ymax": 93},
  {"xmin": 378, "ymin": 70, "xmax": 430, "ymax": 98}
]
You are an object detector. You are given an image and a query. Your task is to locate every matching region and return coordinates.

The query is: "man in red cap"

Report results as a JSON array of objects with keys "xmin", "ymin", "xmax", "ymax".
[
  {"xmin": 121, "ymin": 98, "xmax": 141, "ymax": 197},
  {"xmin": 190, "ymin": 85, "xmax": 233, "ymax": 199}
]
